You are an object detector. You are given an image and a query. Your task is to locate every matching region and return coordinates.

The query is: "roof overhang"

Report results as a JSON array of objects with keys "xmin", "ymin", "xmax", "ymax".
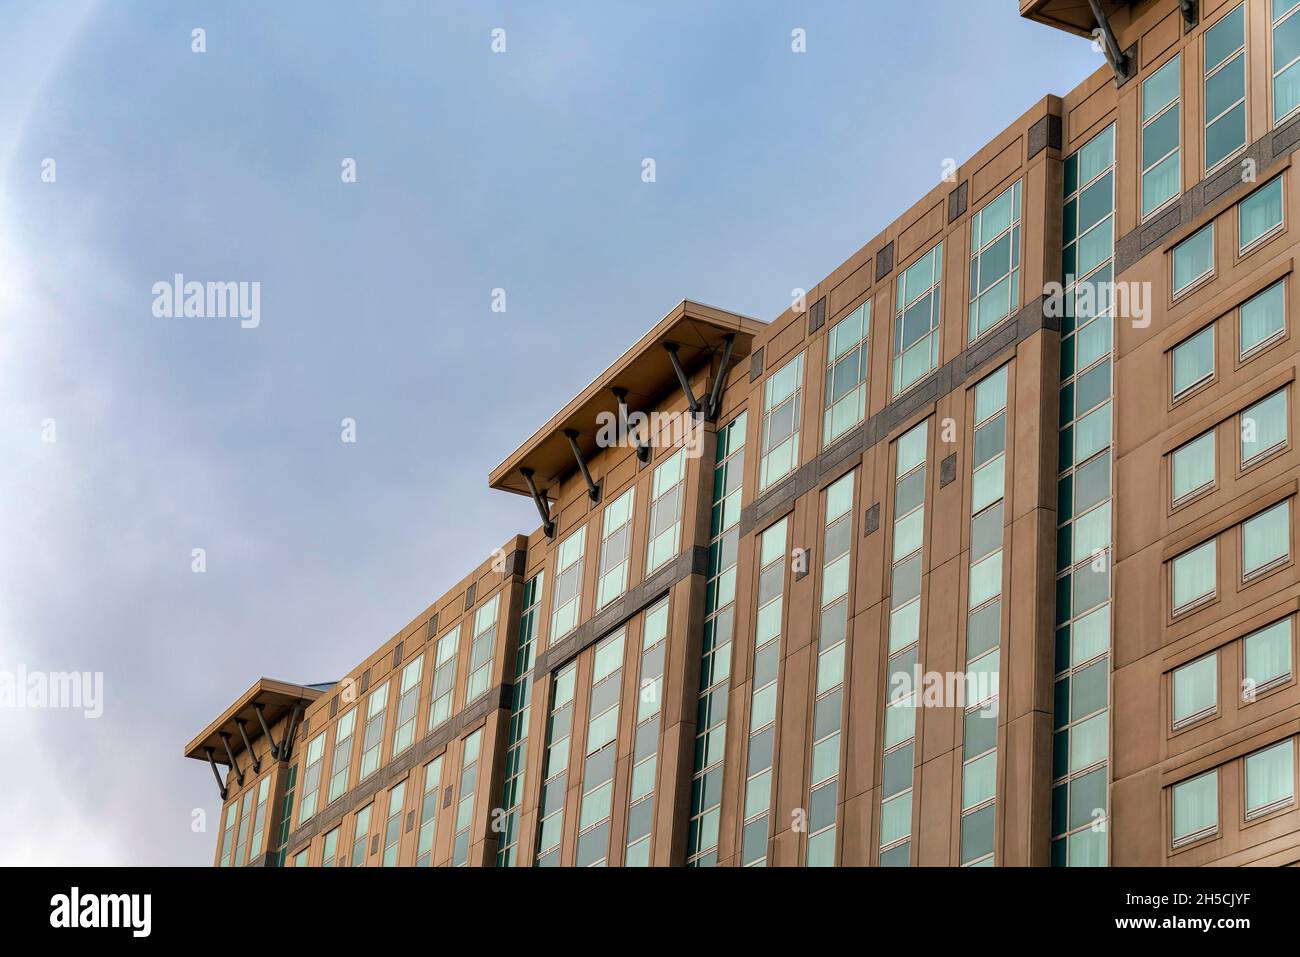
[
  {"xmin": 183, "ymin": 678, "xmax": 326, "ymax": 763},
  {"xmin": 1019, "ymin": 0, "xmax": 1129, "ymax": 38},
  {"xmin": 489, "ymin": 300, "xmax": 766, "ymax": 498}
]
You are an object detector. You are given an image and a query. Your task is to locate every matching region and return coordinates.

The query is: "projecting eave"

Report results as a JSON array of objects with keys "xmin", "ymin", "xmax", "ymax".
[
  {"xmin": 183, "ymin": 677, "xmax": 326, "ymax": 763},
  {"xmin": 1019, "ymin": 0, "xmax": 1127, "ymax": 38},
  {"xmin": 488, "ymin": 300, "xmax": 766, "ymax": 500}
]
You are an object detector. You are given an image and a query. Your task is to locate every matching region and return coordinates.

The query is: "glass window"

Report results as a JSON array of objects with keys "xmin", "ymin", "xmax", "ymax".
[
  {"xmin": 1244, "ymin": 618, "xmax": 1294, "ymax": 695},
  {"xmin": 1172, "ymin": 325, "xmax": 1214, "ymax": 398},
  {"xmin": 465, "ymin": 595, "xmax": 499, "ymax": 703},
  {"xmin": 297, "ymin": 733, "xmax": 326, "ymax": 824},
  {"xmin": 1172, "ymin": 654, "xmax": 1217, "ymax": 727},
  {"xmin": 321, "ymin": 826, "xmax": 339, "ymax": 867},
  {"xmin": 893, "ymin": 243, "xmax": 943, "ymax": 396},
  {"xmin": 823, "ymin": 304, "xmax": 869, "ymax": 446},
  {"xmin": 328, "ymin": 709, "xmax": 356, "ymax": 803},
  {"xmin": 969, "ymin": 181, "xmax": 1022, "ymax": 340},
  {"xmin": 1242, "ymin": 500, "xmax": 1290, "ymax": 579},
  {"xmin": 381, "ymin": 780, "xmax": 406, "ymax": 866},
  {"xmin": 1172, "ymin": 430, "xmax": 1215, "ymax": 503},
  {"xmin": 1245, "ymin": 739, "xmax": 1295, "ymax": 818},
  {"xmin": 760, "ymin": 353, "xmax": 804, "ymax": 491},
  {"xmin": 1240, "ymin": 389, "xmax": 1288, "ymax": 464},
  {"xmin": 550, "ymin": 526, "xmax": 586, "ymax": 640},
  {"xmin": 1239, "ymin": 177, "xmax": 1285, "ymax": 251},
  {"xmin": 415, "ymin": 755, "xmax": 444, "ymax": 867},
  {"xmin": 391, "ymin": 654, "xmax": 423, "ymax": 756},
  {"xmin": 428, "ymin": 626, "xmax": 459, "ymax": 729},
  {"xmin": 1204, "ymin": 4, "xmax": 1246, "ymax": 171},
  {"xmin": 1240, "ymin": 279, "xmax": 1286, "ymax": 357},
  {"xmin": 1273, "ymin": 0, "xmax": 1300, "ymax": 124},
  {"xmin": 1142, "ymin": 55, "xmax": 1182, "ymax": 218},
  {"xmin": 1172, "ymin": 770, "xmax": 1219, "ymax": 846},
  {"xmin": 647, "ymin": 449, "xmax": 686, "ymax": 574},
  {"xmin": 595, "ymin": 488, "xmax": 634, "ymax": 610},
  {"xmin": 1173, "ymin": 224, "xmax": 1215, "ymax": 295},
  {"xmin": 452, "ymin": 729, "xmax": 483, "ymax": 866},
  {"xmin": 1173, "ymin": 539, "xmax": 1217, "ymax": 613},
  {"xmin": 359, "ymin": 680, "xmax": 389, "ymax": 781},
  {"xmin": 351, "ymin": 804, "xmax": 372, "ymax": 866}
]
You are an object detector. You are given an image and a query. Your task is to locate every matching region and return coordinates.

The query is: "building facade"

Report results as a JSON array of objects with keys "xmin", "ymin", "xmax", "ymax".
[{"xmin": 185, "ymin": 0, "xmax": 1300, "ymax": 866}]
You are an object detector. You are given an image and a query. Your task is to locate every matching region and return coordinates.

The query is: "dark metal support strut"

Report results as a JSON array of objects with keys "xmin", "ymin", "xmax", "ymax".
[
  {"xmin": 236, "ymin": 719, "xmax": 260, "ymax": 774},
  {"xmin": 662, "ymin": 343, "xmax": 701, "ymax": 416},
  {"xmin": 254, "ymin": 703, "xmax": 280, "ymax": 759},
  {"xmin": 281, "ymin": 703, "xmax": 302, "ymax": 760},
  {"xmin": 519, "ymin": 468, "xmax": 556, "ymax": 539},
  {"xmin": 204, "ymin": 747, "xmax": 228, "ymax": 801},
  {"xmin": 219, "ymin": 732, "xmax": 244, "ymax": 787},
  {"xmin": 1088, "ymin": 0, "xmax": 1131, "ymax": 82},
  {"xmin": 1179, "ymin": 0, "xmax": 1197, "ymax": 27},
  {"xmin": 611, "ymin": 388, "xmax": 650, "ymax": 464},
  {"xmin": 705, "ymin": 333, "xmax": 736, "ymax": 422},
  {"xmin": 563, "ymin": 430, "xmax": 602, "ymax": 504}
]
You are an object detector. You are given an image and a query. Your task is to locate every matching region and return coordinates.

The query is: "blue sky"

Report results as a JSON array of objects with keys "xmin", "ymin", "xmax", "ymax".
[{"xmin": 0, "ymin": 1, "xmax": 1099, "ymax": 864}]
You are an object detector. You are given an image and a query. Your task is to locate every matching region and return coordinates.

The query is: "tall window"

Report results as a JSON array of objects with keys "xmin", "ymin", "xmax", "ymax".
[
  {"xmin": 647, "ymin": 448, "xmax": 686, "ymax": 573},
  {"xmin": 1273, "ymin": 0, "xmax": 1300, "ymax": 124},
  {"xmin": 969, "ymin": 181, "xmax": 1021, "ymax": 340},
  {"xmin": 1240, "ymin": 278, "xmax": 1286, "ymax": 358},
  {"xmin": 233, "ymin": 787, "xmax": 255, "ymax": 867},
  {"xmin": 381, "ymin": 781, "xmax": 406, "ymax": 866},
  {"xmin": 808, "ymin": 471, "xmax": 854, "ymax": 866},
  {"xmin": 359, "ymin": 680, "xmax": 390, "ymax": 781},
  {"xmin": 429, "ymin": 625, "xmax": 459, "ymax": 729},
  {"xmin": 1244, "ymin": 618, "xmax": 1293, "ymax": 695},
  {"xmin": 392, "ymin": 655, "xmax": 423, "ymax": 756},
  {"xmin": 1142, "ymin": 55, "xmax": 1182, "ymax": 218},
  {"xmin": 247, "ymin": 776, "xmax": 271, "ymax": 864},
  {"xmin": 743, "ymin": 517, "xmax": 789, "ymax": 866},
  {"xmin": 577, "ymin": 629, "xmax": 626, "ymax": 866},
  {"xmin": 893, "ymin": 243, "xmax": 942, "ymax": 396},
  {"xmin": 760, "ymin": 354, "xmax": 804, "ymax": 491},
  {"xmin": 626, "ymin": 598, "xmax": 668, "ymax": 866},
  {"xmin": 466, "ymin": 594, "xmax": 500, "ymax": 702},
  {"xmin": 535, "ymin": 662, "xmax": 576, "ymax": 866},
  {"xmin": 688, "ymin": 413, "xmax": 746, "ymax": 866},
  {"xmin": 414, "ymin": 756, "xmax": 444, "ymax": 867},
  {"xmin": 1172, "ymin": 771, "xmax": 1218, "ymax": 847},
  {"xmin": 350, "ymin": 804, "xmax": 372, "ymax": 866},
  {"xmin": 1204, "ymin": 3, "xmax": 1246, "ymax": 172},
  {"xmin": 551, "ymin": 526, "xmax": 586, "ymax": 640},
  {"xmin": 272, "ymin": 764, "xmax": 297, "ymax": 866},
  {"xmin": 1240, "ymin": 388, "xmax": 1288, "ymax": 464},
  {"xmin": 298, "ymin": 732, "xmax": 326, "ymax": 824},
  {"xmin": 823, "ymin": 304, "xmax": 869, "ymax": 446},
  {"xmin": 327, "ymin": 709, "xmax": 355, "ymax": 803},
  {"xmin": 321, "ymin": 826, "xmax": 340, "ymax": 867},
  {"xmin": 496, "ymin": 572, "xmax": 544, "ymax": 866},
  {"xmin": 881, "ymin": 420, "xmax": 928, "ymax": 866},
  {"xmin": 596, "ymin": 488, "xmax": 634, "ymax": 609},
  {"xmin": 452, "ymin": 728, "xmax": 482, "ymax": 866},
  {"xmin": 219, "ymin": 802, "xmax": 238, "ymax": 867},
  {"xmin": 1246, "ymin": 739, "xmax": 1295, "ymax": 818}
]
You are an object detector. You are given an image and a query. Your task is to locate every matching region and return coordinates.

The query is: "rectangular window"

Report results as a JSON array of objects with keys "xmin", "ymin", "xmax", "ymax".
[
  {"xmin": 1173, "ymin": 223, "xmax": 1215, "ymax": 296},
  {"xmin": 1172, "ymin": 325, "xmax": 1214, "ymax": 398},
  {"xmin": 452, "ymin": 729, "xmax": 482, "ymax": 866},
  {"xmin": 297, "ymin": 733, "xmax": 326, "ymax": 824},
  {"xmin": 496, "ymin": 571, "xmax": 544, "ymax": 866},
  {"xmin": 1240, "ymin": 278, "xmax": 1286, "ymax": 357},
  {"xmin": 1172, "ymin": 539, "xmax": 1217, "ymax": 613},
  {"xmin": 391, "ymin": 654, "xmax": 423, "ymax": 756},
  {"xmin": 219, "ymin": 802, "xmax": 238, "ymax": 867},
  {"xmin": 233, "ymin": 787, "xmax": 255, "ymax": 867},
  {"xmin": 1245, "ymin": 739, "xmax": 1295, "ymax": 818},
  {"xmin": 551, "ymin": 527, "xmax": 586, "ymax": 640},
  {"xmin": 1242, "ymin": 500, "xmax": 1290, "ymax": 579},
  {"xmin": 760, "ymin": 353, "xmax": 804, "ymax": 491},
  {"xmin": 894, "ymin": 243, "xmax": 943, "ymax": 396},
  {"xmin": 1142, "ymin": 55, "xmax": 1182, "ymax": 218},
  {"xmin": 1241, "ymin": 388, "xmax": 1288, "ymax": 464},
  {"xmin": 429, "ymin": 625, "xmax": 460, "ymax": 729},
  {"xmin": 1244, "ymin": 618, "xmax": 1294, "ymax": 694},
  {"xmin": 247, "ymin": 776, "xmax": 271, "ymax": 864},
  {"xmin": 647, "ymin": 449, "xmax": 686, "ymax": 574},
  {"xmin": 626, "ymin": 598, "xmax": 668, "ymax": 866},
  {"xmin": 327, "ymin": 709, "xmax": 355, "ymax": 803},
  {"xmin": 969, "ymin": 181, "xmax": 1021, "ymax": 340},
  {"xmin": 823, "ymin": 303, "xmax": 869, "ymax": 446},
  {"xmin": 321, "ymin": 826, "xmax": 339, "ymax": 867},
  {"xmin": 1240, "ymin": 177, "xmax": 1285, "ymax": 252},
  {"xmin": 415, "ymin": 756, "xmax": 444, "ymax": 867},
  {"xmin": 1273, "ymin": 0, "xmax": 1300, "ymax": 124},
  {"xmin": 535, "ymin": 662, "xmax": 576, "ymax": 867},
  {"xmin": 350, "ymin": 804, "xmax": 372, "ymax": 866},
  {"xmin": 465, "ymin": 594, "xmax": 499, "ymax": 703},
  {"xmin": 381, "ymin": 781, "xmax": 406, "ymax": 866},
  {"xmin": 1172, "ymin": 653, "xmax": 1217, "ymax": 728},
  {"xmin": 359, "ymin": 680, "xmax": 389, "ymax": 782},
  {"xmin": 1205, "ymin": 4, "xmax": 1246, "ymax": 172},
  {"xmin": 577, "ymin": 629, "xmax": 626, "ymax": 867},
  {"xmin": 596, "ymin": 488, "xmax": 634, "ymax": 608},
  {"xmin": 1172, "ymin": 770, "xmax": 1219, "ymax": 847},
  {"xmin": 293, "ymin": 848, "xmax": 309, "ymax": 868},
  {"xmin": 1172, "ymin": 430, "xmax": 1215, "ymax": 504}
]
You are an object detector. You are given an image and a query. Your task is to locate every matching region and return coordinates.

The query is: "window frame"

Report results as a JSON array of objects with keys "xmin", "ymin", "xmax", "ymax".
[
  {"xmin": 1142, "ymin": 54, "xmax": 1183, "ymax": 221},
  {"xmin": 759, "ymin": 353, "xmax": 805, "ymax": 492},
  {"xmin": 1238, "ymin": 176, "xmax": 1286, "ymax": 255},
  {"xmin": 1172, "ymin": 223, "xmax": 1216, "ymax": 298},
  {"xmin": 1171, "ymin": 768, "xmax": 1220, "ymax": 849},
  {"xmin": 1203, "ymin": 2, "xmax": 1248, "ymax": 175},
  {"xmin": 596, "ymin": 486, "xmax": 635, "ymax": 610},
  {"xmin": 1171, "ymin": 652, "xmax": 1219, "ymax": 730},
  {"xmin": 822, "ymin": 303, "xmax": 870, "ymax": 448},
  {"xmin": 967, "ymin": 180, "xmax": 1022, "ymax": 343},
  {"xmin": 1242, "ymin": 616, "xmax": 1295, "ymax": 699},
  {"xmin": 1239, "ymin": 387, "xmax": 1289, "ymax": 468},
  {"xmin": 1170, "ymin": 428, "xmax": 1217, "ymax": 507},
  {"xmin": 1239, "ymin": 277, "xmax": 1288, "ymax": 360},
  {"xmin": 1243, "ymin": 738, "xmax": 1296, "ymax": 822},
  {"xmin": 1272, "ymin": 0, "xmax": 1300, "ymax": 126},
  {"xmin": 1172, "ymin": 538, "xmax": 1218, "ymax": 617},
  {"xmin": 892, "ymin": 243, "xmax": 943, "ymax": 398},
  {"xmin": 1240, "ymin": 499, "xmax": 1292, "ymax": 582}
]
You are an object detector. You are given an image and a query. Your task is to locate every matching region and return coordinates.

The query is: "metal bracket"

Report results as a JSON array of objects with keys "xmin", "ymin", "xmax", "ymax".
[
  {"xmin": 611, "ymin": 388, "xmax": 650, "ymax": 464},
  {"xmin": 705, "ymin": 333, "xmax": 736, "ymax": 422},
  {"xmin": 204, "ymin": 747, "xmax": 229, "ymax": 802},
  {"xmin": 662, "ymin": 342, "xmax": 701, "ymax": 417},
  {"xmin": 281, "ymin": 703, "xmax": 302, "ymax": 761},
  {"xmin": 219, "ymin": 732, "xmax": 244, "ymax": 788},
  {"xmin": 253, "ymin": 703, "xmax": 280, "ymax": 760},
  {"xmin": 236, "ymin": 719, "xmax": 260, "ymax": 774},
  {"xmin": 1088, "ymin": 0, "xmax": 1132, "ymax": 83},
  {"xmin": 1179, "ymin": 0, "xmax": 1197, "ymax": 27},
  {"xmin": 520, "ymin": 468, "xmax": 556, "ymax": 539},
  {"xmin": 563, "ymin": 430, "xmax": 602, "ymax": 504}
]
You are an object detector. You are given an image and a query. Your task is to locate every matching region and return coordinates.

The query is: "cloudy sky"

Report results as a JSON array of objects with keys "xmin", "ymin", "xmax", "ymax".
[{"xmin": 0, "ymin": 1, "xmax": 1098, "ymax": 865}]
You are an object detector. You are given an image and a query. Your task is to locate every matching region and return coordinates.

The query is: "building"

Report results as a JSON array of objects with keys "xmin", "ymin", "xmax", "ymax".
[{"xmin": 184, "ymin": 0, "xmax": 1300, "ymax": 867}]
